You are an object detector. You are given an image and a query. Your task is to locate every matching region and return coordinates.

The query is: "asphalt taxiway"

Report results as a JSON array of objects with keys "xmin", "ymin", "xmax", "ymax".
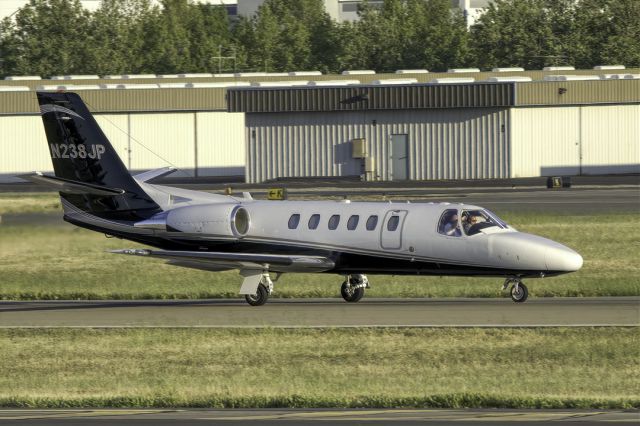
[
  {"xmin": 0, "ymin": 297, "xmax": 637, "ymax": 328},
  {"xmin": 0, "ymin": 408, "xmax": 638, "ymax": 425}
]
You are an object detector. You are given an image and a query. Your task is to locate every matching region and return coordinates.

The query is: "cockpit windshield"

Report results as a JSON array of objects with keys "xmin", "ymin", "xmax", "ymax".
[{"xmin": 461, "ymin": 209, "xmax": 507, "ymax": 236}]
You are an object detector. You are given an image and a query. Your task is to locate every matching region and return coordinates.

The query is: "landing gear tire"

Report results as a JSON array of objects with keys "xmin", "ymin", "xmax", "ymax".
[
  {"xmin": 510, "ymin": 282, "xmax": 528, "ymax": 303},
  {"xmin": 341, "ymin": 280, "xmax": 365, "ymax": 303},
  {"xmin": 245, "ymin": 283, "xmax": 269, "ymax": 306}
]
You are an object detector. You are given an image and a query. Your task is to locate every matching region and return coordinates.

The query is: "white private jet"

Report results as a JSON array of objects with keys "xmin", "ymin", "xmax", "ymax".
[{"xmin": 22, "ymin": 92, "xmax": 583, "ymax": 306}]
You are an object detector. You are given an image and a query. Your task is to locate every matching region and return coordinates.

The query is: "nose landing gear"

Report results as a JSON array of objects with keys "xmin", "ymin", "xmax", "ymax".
[
  {"xmin": 503, "ymin": 277, "xmax": 528, "ymax": 303},
  {"xmin": 341, "ymin": 274, "xmax": 369, "ymax": 303}
]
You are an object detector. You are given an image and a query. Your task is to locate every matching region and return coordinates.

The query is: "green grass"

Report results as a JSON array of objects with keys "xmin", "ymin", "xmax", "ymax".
[
  {"xmin": 0, "ymin": 211, "xmax": 638, "ymax": 299},
  {"xmin": 0, "ymin": 327, "xmax": 637, "ymax": 409},
  {"xmin": 0, "ymin": 192, "xmax": 61, "ymax": 215}
]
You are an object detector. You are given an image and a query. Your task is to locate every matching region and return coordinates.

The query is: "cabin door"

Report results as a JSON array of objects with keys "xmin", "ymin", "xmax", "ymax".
[{"xmin": 380, "ymin": 210, "xmax": 408, "ymax": 250}]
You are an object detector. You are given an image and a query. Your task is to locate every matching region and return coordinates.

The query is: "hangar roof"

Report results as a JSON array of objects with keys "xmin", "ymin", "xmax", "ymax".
[
  {"xmin": 0, "ymin": 68, "xmax": 637, "ymax": 114},
  {"xmin": 227, "ymin": 79, "xmax": 640, "ymax": 113}
]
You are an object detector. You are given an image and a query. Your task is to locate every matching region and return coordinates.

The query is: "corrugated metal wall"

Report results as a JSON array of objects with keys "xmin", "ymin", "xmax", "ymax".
[
  {"xmin": 510, "ymin": 107, "xmax": 581, "ymax": 177},
  {"xmin": 510, "ymin": 104, "xmax": 640, "ymax": 177},
  {"xmin": 580, "ymin": 105, "xmax": 640, "ymax": 174},
  {"xmin": 129, "ymin": 113, "xmax": 196, "ymax": 175},
  {"xmin": 0, "ymin": 111, "xmax": 245, "ymax": 182},
  {"xmin": 245, "ymin": 108, "xmax": 509, "ymax": 182},
  {"xmin": 195, "ymin": 112, "xmax": 245, "ymax": 176},
  {"xmin": 0, "ymin": 115, "xmax": 51, "ymax": 180}
]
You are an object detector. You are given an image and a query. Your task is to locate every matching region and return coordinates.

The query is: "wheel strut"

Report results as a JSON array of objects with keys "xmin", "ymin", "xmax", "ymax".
[{"xmin": 503, "ymin": 277, "xmax": 528, "ymax": 303}]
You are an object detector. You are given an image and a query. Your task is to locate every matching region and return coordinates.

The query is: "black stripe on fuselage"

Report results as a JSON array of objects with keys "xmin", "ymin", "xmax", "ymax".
[{"xmin": 66, "ymin": 216, "xmax": 563, "ymax": 279}]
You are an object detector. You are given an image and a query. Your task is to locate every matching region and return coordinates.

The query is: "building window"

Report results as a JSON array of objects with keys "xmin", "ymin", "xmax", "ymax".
[
  {"xmin": 328, "ymin": 214, "xmax": 340, "ymax": 230},
  {"xmin": 347, "ymin": 215, "xmax": 359, "ymax": 230},
  {"xmin": 288, "ymin": 214, "xmax": 300, "ymax": 229},
  {"xmin": 308, "ymin": 214, "xmax": 320, "ymax": 230},
  {"xmin": 366, "ymin": 215, "xmax": 378, "ymax": 230},
  {"xmin": 387, "ymin": 215, "xmax": 400, "ymax": 231}
]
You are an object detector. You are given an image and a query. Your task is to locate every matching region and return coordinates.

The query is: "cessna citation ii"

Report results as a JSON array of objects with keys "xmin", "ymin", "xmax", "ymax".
[{"xmin": 22, "ymin": 91, "xmax": 583, "ymax": 306}]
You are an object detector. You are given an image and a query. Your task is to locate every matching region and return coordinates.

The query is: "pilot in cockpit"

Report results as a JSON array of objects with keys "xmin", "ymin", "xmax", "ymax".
[{"xmin": 462, "ymin": 212, "xmax": 476, "ymax": 234}]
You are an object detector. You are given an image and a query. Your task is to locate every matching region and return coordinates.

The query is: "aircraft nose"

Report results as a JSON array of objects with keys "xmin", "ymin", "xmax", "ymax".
[{"xmin": 545, "ymin": 245, "xmax": 583, "ymax": 272}]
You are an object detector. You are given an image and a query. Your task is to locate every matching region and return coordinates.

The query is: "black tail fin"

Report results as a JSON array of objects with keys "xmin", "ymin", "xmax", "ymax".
[{"xmin": 37, "ymin": 91, "xmax": 160, "ymax": 220}]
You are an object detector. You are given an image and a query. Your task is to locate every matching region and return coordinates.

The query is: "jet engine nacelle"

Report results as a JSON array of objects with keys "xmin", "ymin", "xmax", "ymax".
[{"xmin": 166, "ymin": 203, "xmax": 250, "ymax": 238}]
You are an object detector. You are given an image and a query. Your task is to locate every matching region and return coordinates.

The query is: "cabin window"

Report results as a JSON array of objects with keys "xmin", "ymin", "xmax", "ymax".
[
  {"xmin": 288, "ymin": 214, "xmax": 301, "ymax": 229},
  {"xmin": 308, "ymin": 214, "xmax": 320, "ymax": 230},
  {"xmin": 347, "ymin": 215, "xmax": 359, "ymax": 230},
  {"xmin": 366, "ymin": 215, "xmax": 378, "ymax": 230},
  {"xmin": 328, "ymin": 214, "xmax": 340, "ymax": 230},
  {"xmin": 438, "ymin": 209, "xmax": 461, "ymax": 237},
  {"xmin": 387, "ymin": 215, "xmax": 400, "ymax": 231}
]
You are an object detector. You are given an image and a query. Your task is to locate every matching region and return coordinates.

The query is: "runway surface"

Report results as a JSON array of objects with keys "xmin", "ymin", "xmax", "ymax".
[
  {"xmin": 0, "ymin": 297, "xmax": 637, "ymax": 328},
  {"xmin": 0, "ymin": 409, "xmax": 638, "ymax": 425}
]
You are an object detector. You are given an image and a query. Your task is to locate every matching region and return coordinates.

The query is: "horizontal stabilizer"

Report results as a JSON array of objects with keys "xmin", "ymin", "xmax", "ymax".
[
  {"xmin": 19, "ymin": 172, "xmax": 125, "ymax": 196},
  {"xmin": 111, "ymin": 249, "xmax": 335, "ymax": 273},
  {"xmin": 133, "ymin": 167, "xmax": 177, "ymax": 184}
]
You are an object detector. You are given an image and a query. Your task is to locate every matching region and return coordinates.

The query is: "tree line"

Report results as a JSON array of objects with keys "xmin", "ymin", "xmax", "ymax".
[{"xmin": 0, "ymin": 0, "xmax": 637, "ymax": 77}]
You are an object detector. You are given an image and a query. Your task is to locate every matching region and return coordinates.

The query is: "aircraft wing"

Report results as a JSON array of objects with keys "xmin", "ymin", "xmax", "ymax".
[{"xmin": 110, "ymin": 249, "xmax": 335, "ymax": 273}]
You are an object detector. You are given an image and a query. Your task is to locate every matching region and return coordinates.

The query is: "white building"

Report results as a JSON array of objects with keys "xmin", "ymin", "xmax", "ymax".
[
  {"xmin": 1, "ymin": 0, "xmax": 486, "ymax": 26},
  {"xmin": 0, "ymin": 0, "xmax": 237, "ymax": 20}
]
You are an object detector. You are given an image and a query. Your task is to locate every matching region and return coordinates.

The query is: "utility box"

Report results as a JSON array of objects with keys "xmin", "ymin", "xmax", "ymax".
[
  {"xmin": 364, "ymin": 156, "xmax": 375, "ymax": 172},
  {"xmin": 352, "ymin": 138, "xmax": 367, "ymax": 158}
]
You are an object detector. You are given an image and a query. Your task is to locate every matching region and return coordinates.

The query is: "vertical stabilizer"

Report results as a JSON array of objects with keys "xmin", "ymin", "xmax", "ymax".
[{"xmin": 37, "ymin": 91, "xmax": 160, "ymax": 220}]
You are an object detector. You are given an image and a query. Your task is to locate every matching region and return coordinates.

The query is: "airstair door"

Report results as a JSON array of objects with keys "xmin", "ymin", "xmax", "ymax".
[{"xmin": 380, "ymin": 210, "xmax": 408, "ymax": 250}]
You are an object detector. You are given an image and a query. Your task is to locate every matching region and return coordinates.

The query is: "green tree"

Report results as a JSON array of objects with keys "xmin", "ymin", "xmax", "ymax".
[
  {"xmin": 236, "ymin": 0, "xmax": 337, "ymax": 72},
  {"xmin": 573, "ymin": 0, "xmax": 640, "ymax": 68},
  {"xmin": 145, "ymin": 0, "xmax": 233, "ymax": 74},
  {"xmin": 3, "ymin": 0, "xmax": 92, "ymax": 76},
  {"xmin": 410, "ymin": 0, "xmax": 470, "ymax": 70},
  {"xmin": 88, "ymin": 0, "xmax": 157, "ymax": 74},
  {"xmin": 0, "ymin": 18, "xmax": 20, "ymax": 76},
  {"xmin": 339, "ymin": 0, "xmax": 469, "ymax": 72},
  {"xmin": 470, "ymin": 0, "xmax": 559, "ymax": 69}
]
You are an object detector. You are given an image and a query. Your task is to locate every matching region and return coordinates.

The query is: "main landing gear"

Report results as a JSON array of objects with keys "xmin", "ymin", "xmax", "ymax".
[
  {"xmin": 341, "ymin": 274, "xmax": 369, "ymax": 303},
  {"xmin": 503, "ymin": 277, "xmax": 528, "ymax": 303},
  {"xmin": 245, "ymin": 273, "xmax": 274, "ymax": 306}
]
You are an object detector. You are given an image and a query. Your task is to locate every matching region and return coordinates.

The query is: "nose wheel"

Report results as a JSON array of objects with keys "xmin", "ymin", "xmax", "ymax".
[
  {"xmin": 341, "ymin": 274, "xmax": 369, "ymax": 303},
  {"xmin": 503, "ymin": 278, "xmax": 528, "ymax": 303}
]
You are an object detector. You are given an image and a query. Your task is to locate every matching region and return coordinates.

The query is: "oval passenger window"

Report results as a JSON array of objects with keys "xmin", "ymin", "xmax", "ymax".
[
  {"xmin": 366, "ymin": 215, "xmax": 378, "ymax": 231},
  {"xmin": 387, "ymin": 215, "xmax": 399, "ymax": 231},
  {"xmin": 328, "ymin": 214, "xmax": 340, "ymax": 230},
  {"xmin": 288, "ymin": 214, "xmax": 300, "ymax": 229},
  {"xmin": 308, "ymin": 214, "xmax": 320, "ymax": 230},
  {"xmin": 347, "ymin": 215, "xmax": 359, "ymax": 230}
]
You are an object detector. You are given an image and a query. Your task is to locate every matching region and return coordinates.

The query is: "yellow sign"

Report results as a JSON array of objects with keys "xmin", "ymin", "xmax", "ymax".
[{"xmin": 267, "ymin": 188, "xmax": 286, "ymax": 200}]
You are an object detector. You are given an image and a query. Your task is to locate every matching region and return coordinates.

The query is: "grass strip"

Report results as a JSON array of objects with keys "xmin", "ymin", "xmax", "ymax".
[
  {"xmin": 0, "ymin": 192, "xmax": 61, "ymax": 215},
  {"xmin": 0, "ymin": 395, "xmax": 637, "ymax": 409},
  {"xmin": 0, "ymin": 212, "xmax": 638, "ymax": 299},
  {"xmin": 0, "ymin": 328, "xmax": 638, "ymax": 409}
]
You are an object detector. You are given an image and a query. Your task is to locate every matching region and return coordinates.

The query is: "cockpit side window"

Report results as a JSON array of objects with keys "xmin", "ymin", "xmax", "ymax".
[
  {"xmin": 461, "ymin": 209, "xmax": 504, "ymax": 236},
  {"xmin": 438, "ymin": 209, "xmax": 461, "ymax": 237}
]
